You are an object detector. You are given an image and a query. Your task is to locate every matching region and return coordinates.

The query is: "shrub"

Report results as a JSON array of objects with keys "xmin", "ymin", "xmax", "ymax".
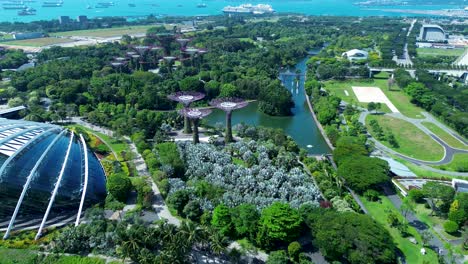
[
  {"xmin": 443, "ymin": 220, "xmax": 459, "ymax": 234},
  {"xmin": 267, "ymin": 250, "xmax": 289, "ymax": 264},
  {"xmin": 106, "ymin": 172, "xmax": 132, "ymax": 203},
  {"xmin": 408, "ymin": 189, "xmax": 425, "ymax": 203},
  {"xmin": 363, "ymin": 189, "xmax": 380, "ymax": 201}
]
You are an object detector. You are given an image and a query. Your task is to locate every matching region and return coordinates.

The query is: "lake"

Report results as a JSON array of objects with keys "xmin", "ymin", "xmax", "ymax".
[{"xmin": 205, "ymin": 57, "xmax": 331, "ymax": 155}]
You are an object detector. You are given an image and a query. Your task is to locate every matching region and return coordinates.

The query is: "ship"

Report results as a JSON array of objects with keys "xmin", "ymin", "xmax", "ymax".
[
  {"xmin": 222, "ymin": 4, "xmax": 274, "ymax": 15},
  {"xmin": 18, "ymin": 9, "xmax": 36, "ymax": 15},
  {"xmin": 197, "ymin": 3, "xmax": 207, "ymax": 8},
  {"xmin": 3, "ymin": 5, "xmax": 26, "ymax": 9},
  {"xmin": 42, "ymin": 1, "xmax": 63, "ymax": 7}
]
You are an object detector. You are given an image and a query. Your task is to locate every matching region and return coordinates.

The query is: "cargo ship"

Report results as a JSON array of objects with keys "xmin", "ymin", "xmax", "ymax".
[{"xmin": 222, "ymin": 4, "xmax": 274, "ymax": 15}]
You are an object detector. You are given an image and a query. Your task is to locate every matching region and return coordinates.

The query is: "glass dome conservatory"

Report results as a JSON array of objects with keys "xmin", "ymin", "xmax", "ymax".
[{"xmin": 0, "ymin": 118, "xmax": 106, "ymax": 239}]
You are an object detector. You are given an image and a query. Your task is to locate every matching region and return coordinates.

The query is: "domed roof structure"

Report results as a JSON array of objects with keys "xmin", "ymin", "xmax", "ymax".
[{"xmin": 0, "ymin": 118, "xmax": 106, "ymax": 238}]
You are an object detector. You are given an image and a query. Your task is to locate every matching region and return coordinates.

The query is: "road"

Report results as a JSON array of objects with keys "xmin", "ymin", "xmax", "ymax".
[
  {"xmin": 358, "ymin": 111, "xmax": 468, "ymax": 176},
  {"xmin": 381, "ymin": 184, "xmax": 464, "ymax": 264}
]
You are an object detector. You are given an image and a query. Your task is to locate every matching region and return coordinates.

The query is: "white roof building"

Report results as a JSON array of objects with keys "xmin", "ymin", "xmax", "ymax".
[{"xmin": 342, "ymin": 49, "xmax": 369, "ymax": 61}]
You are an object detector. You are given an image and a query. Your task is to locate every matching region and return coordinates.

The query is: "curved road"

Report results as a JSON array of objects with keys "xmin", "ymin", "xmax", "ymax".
[{"xmin": 359, "ymin": 111, "xmax": 468, "ymax": 177}]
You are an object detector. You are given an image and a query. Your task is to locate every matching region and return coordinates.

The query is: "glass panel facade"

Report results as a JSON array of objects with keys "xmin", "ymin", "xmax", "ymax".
[{"xmin": 0, "ymin": 119, "xmax": 106, "ymax": 229}]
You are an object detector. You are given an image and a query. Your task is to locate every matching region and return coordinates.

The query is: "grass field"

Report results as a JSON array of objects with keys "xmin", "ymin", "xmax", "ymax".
[
  {"xmin": 417, "ymin": 48, "xmax": 465, "ymax": 58},
  {"xmin": 0, "ymin": 249, "xmax": 116, "ymax": 264},
  {"xmin": 69, "ymin": 124, "xmax": 129, "ymax": 161},
  {"xmin": 361, "ymin": 196, "xmax": 438, "ymax": 264},
  {"xmin": 413, "ymin": 204, "xmax": 462, "ymax": 241},
  {"xmin": 51, "ymin": 25, "xmax": 155, "ymax": 38},
  {"xmin": 3, "ymin": 37, "xmax": 73, "ymax": 47},
  {"xmin": 422, "ymin": 122, "xmax": 468, "ymax": 150},
  {"xmin": 366, "ymin": 115, "xmax": 444, "ymax": 161},
  {"xmin": 435, "ymin": 153, "xmax": 468, "ymax": 173},
  {"xmin": 324, "ymin": 79, "xmax": 424, "ymax": 118},
  {"xmin": 393, "ymin": 155, "xmax": 457, "ymax": 179}
]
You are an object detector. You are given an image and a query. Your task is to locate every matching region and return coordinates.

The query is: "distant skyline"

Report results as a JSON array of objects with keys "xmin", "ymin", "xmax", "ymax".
[{"xmin": 0, "ymin": 0, "xmax": 464, "ymax": 23}]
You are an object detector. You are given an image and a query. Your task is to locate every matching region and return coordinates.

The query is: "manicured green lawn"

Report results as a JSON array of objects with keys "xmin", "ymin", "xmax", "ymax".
[
  {"xmin": 366, "ymin": 115, "xmax": 444, "ymax": 161},
  {"xmin": 435, "ymin": 153, "xmax": 468, "ymax": 173},
  {"xmin": 51, "ymin": 25, "xmax": 155, "ymax": 38},
  {"xmin": 5, "ymin": 37, "xmax": 73, "ymax": 47},
  {"xmin": 416, "ymin": 48, "xmax": 465, "ymax": 58},
  {"xmin": 0, "ymin": 248, "xmax": 38, "ymax": 264},
  {"xmin": 324, "ymin": 79, "xmax": 424, "ymax": 118},
  {"xmin": 361, "ymin": 196, "xmax": 438, "ymax": 264},
  {"xmin": 0, "ymin": 249, "xmax": 110, "ymax": 264},
  {"xmin": 422, "ymin": 122, "xmax": 468, "ymax": 150},
  {"xmin": 413, "ymin": 204, "xmax": 461, "ymax": 241}
]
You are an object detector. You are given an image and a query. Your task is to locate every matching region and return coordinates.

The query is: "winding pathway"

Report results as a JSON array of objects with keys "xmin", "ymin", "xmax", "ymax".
[{"xmin": 70, "ymin": 117, "xmax": 180, "ymax": 226}]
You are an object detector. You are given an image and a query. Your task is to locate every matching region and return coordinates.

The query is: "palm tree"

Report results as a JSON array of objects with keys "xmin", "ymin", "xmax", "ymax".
[
  {"xmin": 121, "ymin": 238, "xmax": 139, "ymax": 262},
  {"xmin": 178, "ymin": 221, "xmax": 203, "ymax": 249},
  {"xmin": 209, "ymin": 230, "xmax": 228, "ymax": 258}
]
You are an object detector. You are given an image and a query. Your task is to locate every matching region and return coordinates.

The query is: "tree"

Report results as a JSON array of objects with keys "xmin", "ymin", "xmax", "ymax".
[
  {"xmin": 367, "ymin": 102, "xmax": 376, "ymax": 113},
  {"xmin": 256, "ymin": 202, "xmax": 303, "ymax": 250},
  {"xmin": 337, "ymin": 156, "xmax": 390, "ymax": 193},
  {"xmin": 107, "ymin": 172, "xmax": 132, "ymax": 202},
  {"xmin": 422, "ymin": 182, "xmax": 455, "ymax": 215},
  {"xmin": 231, "ymin": 204, "xmax": 259, "ymax": 240},
  {"xmin": 288, "ymin": 241, "xmax": 302, "ymax": 262},
  {"xmin": 332, "ymin": 136, "xmax": 368, "ymax": 165},
  {"xmin": 167, "ymin": 190, "xmax": 190, "ymax": 215},
  {"xmin": 219, "ymin": 83, "xmax": 239, "ymax": 97},
  {"xmin": 400, "ymin": 196, "xmax": 415, "ymax": 218},
  {"xmin": 387, "ymin": 210, "xmax": 402, "ymax": 226},
  {"xmin": 419, "ymin": 232, "xmax": 432, "ymax": 249},
  {"xmin": 267, "ymin": 250, "xmax": 289, "ymax": 264},
  {"xmin": 211, "ymin": 204, "xmax": 233, "ymax": 237},
  {"xmin": 408, "ymin": 189, "xmax": 425, "ymax": 203},
  {"xmin": 311, "ymin": 211, "xmax": 396, "ymax": 264},
  {"xmin": 183, "ymin": 200, "xmax": 202, "ymax": 221}
]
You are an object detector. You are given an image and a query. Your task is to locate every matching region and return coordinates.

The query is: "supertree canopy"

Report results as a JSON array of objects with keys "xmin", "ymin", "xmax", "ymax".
[
  {"xmin": 168, "ymin": 91, "xmax": 205, "ymax": 134},
  {"xmin": 153, "ymin": 33, "xmax": 176, "ymax": 56},
  {"xmin": 210, "ymin": 98, "xmax": 248, "ymax": 143},
  {"xmin": 178, "ymin": 108, "xmax": 212, "ymax": 144}
]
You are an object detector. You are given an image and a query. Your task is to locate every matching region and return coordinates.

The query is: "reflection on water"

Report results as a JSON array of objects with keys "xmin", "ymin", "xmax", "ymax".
[{"xmin": 205, "ymin": 58, "xmax": 331, "ymax": 154}]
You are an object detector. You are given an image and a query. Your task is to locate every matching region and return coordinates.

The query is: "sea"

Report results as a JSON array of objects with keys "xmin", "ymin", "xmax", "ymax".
[{"xmin": 0, "ymin": 0, "xmax": 463, "ymax": 23}]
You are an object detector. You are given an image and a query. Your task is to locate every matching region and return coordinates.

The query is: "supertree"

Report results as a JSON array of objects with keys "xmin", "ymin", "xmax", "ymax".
[
  {"xmin": 152, "ymin": 33, "xmax": 177, "ymax": 56},
  {"xmin": 210, "ymin": 98, "xmax": 248, "ymax": 143},
  {"xmin": 168, "ymin": 91, "xmax": 205, "ymax": 134},
  {"xmin": 178, "ymin": 108, "xmax": 212, "ymax": 144},
  {"xmin": 110, "ymin": 57, "xmax": 128, "ymax": 72},
  {"xmin": 176, "ymin": 38, "xmax": 191, "ymax": 49}
]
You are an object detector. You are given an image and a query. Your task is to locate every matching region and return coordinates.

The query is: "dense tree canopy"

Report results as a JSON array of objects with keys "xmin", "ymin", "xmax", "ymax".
[
  {"xmin": 338, "ymin": 156, "xmax": 390, "ymax": 193},
  {"xmin": 310, "ymin": 211, "xmax": 396, "ymax": 264}
]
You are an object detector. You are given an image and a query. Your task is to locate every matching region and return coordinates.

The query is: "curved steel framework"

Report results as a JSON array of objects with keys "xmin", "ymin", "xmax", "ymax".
[
  {"xmin": 0, "ymin": 127, "xmax": 61, "ymax": 183},
  {"xmin": 3, "ymin": 129, "xmax": 67, "ymax": 239},
  {"xmin": 35, "ymin": 132, "xmax": 74, "ymax": 240},
  {"xmin": 75, "ymin": 134, "xmax": 89, "ymax": 226}
]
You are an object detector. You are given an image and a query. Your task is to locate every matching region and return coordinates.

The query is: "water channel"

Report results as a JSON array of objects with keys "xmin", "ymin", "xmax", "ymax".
[{"xmin": 205, "ymin": 57, "xmax": 331, "ymax": 155}]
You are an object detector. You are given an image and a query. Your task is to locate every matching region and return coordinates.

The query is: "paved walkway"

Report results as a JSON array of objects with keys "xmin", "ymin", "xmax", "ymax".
[
  {"xmin": 71, "ymin": 117, "xmax": 180, "ymax": 226},
  {"xmin": 382, "ymin": 184, "xmax": 464, "ymax": 264}
]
